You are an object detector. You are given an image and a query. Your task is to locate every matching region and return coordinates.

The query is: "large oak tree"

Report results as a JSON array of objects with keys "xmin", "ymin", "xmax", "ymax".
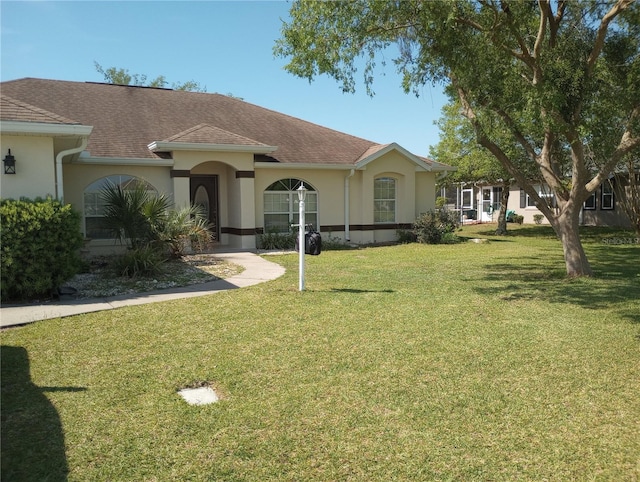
[{"xmin": 275, "ymin": 0, "xmax": 640, "ymax": 277}]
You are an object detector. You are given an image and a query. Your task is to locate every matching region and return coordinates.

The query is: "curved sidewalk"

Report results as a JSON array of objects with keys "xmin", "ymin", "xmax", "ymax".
[{"xmin": 0, "ymin": 252, "xmax": 286, "ymax": 328}]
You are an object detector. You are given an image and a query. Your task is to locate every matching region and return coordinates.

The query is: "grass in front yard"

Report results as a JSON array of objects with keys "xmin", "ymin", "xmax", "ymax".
[{"xmin": 2, "ymin": 225, "xmax": 639, "ymax": 480}]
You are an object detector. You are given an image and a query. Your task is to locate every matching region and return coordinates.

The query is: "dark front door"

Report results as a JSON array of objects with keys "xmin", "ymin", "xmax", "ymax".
[{"xmin": 190, "ymin": 175, "xmax": 219, "ymax": 241}]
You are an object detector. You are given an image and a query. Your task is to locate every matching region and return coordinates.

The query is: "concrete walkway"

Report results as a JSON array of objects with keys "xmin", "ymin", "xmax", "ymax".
[{"xmin": 0, "ymin": 252, "xmax": 286, "ymax": 328}]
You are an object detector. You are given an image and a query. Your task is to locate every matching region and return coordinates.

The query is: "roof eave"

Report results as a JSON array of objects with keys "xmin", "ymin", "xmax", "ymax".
[
  {"xmin": 255, "ymin": 161, "xmax": 357, "ymax": 170},
  {"xmin": 0, "ymin": 120, "xmax": 93, "ymax": 137},
  {"xmin": 71, "ymin": 155, "xmax": 174, "ymax": 167},
  {"xmin": 148, "ymin": 141, "xmax": 278, "ymax": 154}
]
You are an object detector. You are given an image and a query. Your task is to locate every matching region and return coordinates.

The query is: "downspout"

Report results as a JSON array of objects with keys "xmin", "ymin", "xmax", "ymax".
[
  {"xmin": 55, "ymin": 137, "xmax": 89, "ymax": 202},
  {"xmin": 344, "ymin": 169, "xmax": 355, "ymax": 241}
]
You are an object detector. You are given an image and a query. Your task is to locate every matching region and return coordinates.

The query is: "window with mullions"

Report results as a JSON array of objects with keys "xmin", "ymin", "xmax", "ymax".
[
  {"xmin": 84, "ymin": 175, "xmax": 158, "ymax": 239},
  {"xmin": 601, "ymin": 181, "xmax": 614, "ymax": 210},
  {"xmin": 263, "ymin": 179, "xmax": 318, "ymax": 233},
  {"xmin": 584, "ymin": 191, "xmax": 597, "ymax": 210},
  {"xmin": 521, "ymin": 185, "xmax": 557, "ymax": 209},
  {"xmin": 374, "ymin": 177, "xmax": 396, "ymax": 223}
]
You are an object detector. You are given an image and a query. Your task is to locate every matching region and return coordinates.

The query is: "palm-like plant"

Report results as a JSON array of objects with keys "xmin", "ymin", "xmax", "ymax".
[
  {"xmin": 100, "ymin": 183, "xmax": 171, "ymax": 250},
  {"xmin": 100, "ymin": 182, "xmax": 213, "ymax": 268},
  {"xmin": 160, "ymin": 204, "xmax": 213, "ymax": 257}
]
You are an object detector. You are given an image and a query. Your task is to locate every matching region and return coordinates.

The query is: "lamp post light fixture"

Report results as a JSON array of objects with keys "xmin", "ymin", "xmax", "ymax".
[
  {"xmin": 297, "ymin": 182, "xmax": 307, "ymax": 291},
  {"xmin": 3, "ymin": 149, "xmax": 16, "ymax": 174}
]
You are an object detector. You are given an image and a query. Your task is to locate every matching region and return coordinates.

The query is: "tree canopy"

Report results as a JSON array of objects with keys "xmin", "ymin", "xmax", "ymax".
[
  {"xmin": 94, "ymin": 62, "xmax": 207, "ymax": 92},
  {"xmin": 275, "ymin": 0, "xmax": 640, "ymax": 276}
]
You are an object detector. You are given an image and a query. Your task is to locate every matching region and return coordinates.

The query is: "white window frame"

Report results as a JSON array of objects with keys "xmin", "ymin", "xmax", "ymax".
[
  {"xmin": 461, "ymin": 188, "xmax": 473, "ymax": 209},
  {"xmin": 263, "ymin": 179, "xmax": 318, "ymax": 233},
  {"xmin": 601, "ymin": 182, "xmax": 614, "ymax": 210},
  {"xmin": 83, "ymin": 175, "xmax": 157, "ymax": 239},
  {"xmin": 374, "ymin": 177, "xmax": 397, "ymax": 223},
  {"xmin": 526, "ymin": 185, "xmax": 556, "ymax": 209}
]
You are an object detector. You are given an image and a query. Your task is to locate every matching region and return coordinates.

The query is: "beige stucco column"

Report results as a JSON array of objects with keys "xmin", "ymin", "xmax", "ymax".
[
  {"xmin": 171, "ymin": 173, "xmax": 190, "ymax": 209},
  {"xmin": 229, "ymin": 171, "xmax": 257, "ymax": 249}
]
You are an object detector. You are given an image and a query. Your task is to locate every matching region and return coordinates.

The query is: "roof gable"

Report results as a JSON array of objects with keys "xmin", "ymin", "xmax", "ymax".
[
  {"xmin": 149, "ymin": 123, "xmax": 277, "ymax": 154},
  {"xmin": 161, "ymin": 123, "xmax": 271, "ymax": 147},
  {"xmin": 355, "ymin": 142, "xmax": 433, "ymax": 171}
]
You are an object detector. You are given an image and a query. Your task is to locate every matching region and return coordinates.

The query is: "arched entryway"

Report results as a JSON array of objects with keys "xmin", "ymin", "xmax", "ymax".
[{"xmin": 190, "ymin": 175, "xmax": 219, "ymax": 241}]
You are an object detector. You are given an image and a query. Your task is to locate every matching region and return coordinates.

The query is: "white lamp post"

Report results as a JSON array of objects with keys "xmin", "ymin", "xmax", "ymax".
[{"xmin": 297, "ymin": 183, "xmax": 307, "ymax": 291}]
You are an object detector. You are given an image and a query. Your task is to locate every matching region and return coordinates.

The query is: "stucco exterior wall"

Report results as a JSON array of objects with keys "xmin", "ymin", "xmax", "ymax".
[
  {"xmin": 1, "ymin": 135, "xmax": 56, "ymax": 200},
  {"xmin": 254, "ymin": 151, "xmax": 438, "ymax": 245},
  {"xmin": 63, "ymin": 163, "xmax": 173, "ymax": 254},
  {"xmin": 254, "ymin": 168, "xmax": 349, "ymax": 230}
]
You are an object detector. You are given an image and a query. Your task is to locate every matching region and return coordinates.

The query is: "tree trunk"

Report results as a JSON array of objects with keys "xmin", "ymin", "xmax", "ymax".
[
  {"xmin": 495, "ymin": 180, "xmax": 510, "ymax": 235},
  {"xmin": 552, "ymin": 208, "xmax": 593, "ymax": 277}
]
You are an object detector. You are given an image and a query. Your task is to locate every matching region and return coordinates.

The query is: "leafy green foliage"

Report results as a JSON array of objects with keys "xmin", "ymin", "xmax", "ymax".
[
  {"xmin": 100, "ymin": 184, "xmax": 213, "ymax": 277},
  {"xmin": 94, "ymin": 61, "xmax": 207, "ymax": 92},
  {"xmin": 159, "ymin": 205, "xmax": 213, "ymax": 258},
  {"xmin": 100, "ymin": 183, "xmax": 171, "ymax": 250},
  {"xmin": 275, "ymin": 0, "xmax": 640, "ymax": 276},
  {"xmin": 110, "ymin": 246, "xmax": 165, "ymax": 278},
  {"xmin": 0, "ymin": 198, "xmax": 84, "ymax": 301},
  {"xmin": 258, "ymin": 228, "xmax": 297, "ymax": 250},
  {"xmin": 413, "ymin": 209, "xmax": 460, "ymax": 244}
]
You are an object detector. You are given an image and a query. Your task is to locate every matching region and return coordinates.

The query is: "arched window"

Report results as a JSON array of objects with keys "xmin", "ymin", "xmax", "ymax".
[
  {"xmin": 83, "ymin": 175, "xmax": 157, "ymax": 239},
  {"xmin": 374, "ymin": 177, "xmax": 396, "ymax": 223},
  {"xmin": 263, "ymin": 178, "xmax": 317, "ymax": 233}
]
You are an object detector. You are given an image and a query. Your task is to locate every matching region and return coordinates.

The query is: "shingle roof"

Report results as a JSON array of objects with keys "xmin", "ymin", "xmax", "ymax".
[
  {"xmin": 0, "ymin": 78, "xmax": 382, "ymax": 164},
  {"xmin": 0, "ymin": 94, "xmax": 80, "ymax": 125},
  {"xmin": 161, "ymin": 123, "xmax": 271, "ymax": 148}
]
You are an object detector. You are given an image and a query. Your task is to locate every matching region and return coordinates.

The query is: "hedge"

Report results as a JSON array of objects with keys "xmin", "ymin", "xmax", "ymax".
[{"xmin": 1, "ymin": 197, "xmax": 84, "ymax": 302}]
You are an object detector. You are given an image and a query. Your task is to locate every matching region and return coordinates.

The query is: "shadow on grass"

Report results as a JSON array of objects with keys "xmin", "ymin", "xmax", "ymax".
[
  {"xmin": 1, "ymin": 346, "xmax": 86, "ymax": 481},
  {"xmin": 330, "ymin": 288, "xmax": 395, "ymax": 294},
  {"xmin": 474, "ymin": 244, "xmax": 640, "ymax": 324}
]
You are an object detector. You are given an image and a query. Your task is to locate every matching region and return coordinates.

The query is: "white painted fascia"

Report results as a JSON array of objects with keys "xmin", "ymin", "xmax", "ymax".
[
  {"xmin": 254, "ymin": 162, "xmax": 356, "ymax": 170},
  {"xmin": 428, "ymin": 161, "xmax": 458, "ymax": 173},
  {"xmin": 71, "ymin": 156, "xmax": 174, "ymax": 167},
  {"xmin": 356, "ymin": 142, "xmax": 434, "ymax": 171},
  {"xmin": 148, "ymin": 141, "xmax": 278, "ymax": 154},
  {"xmin": 0, "ymin": 120, "xmax": 93, "ymax": 137}
]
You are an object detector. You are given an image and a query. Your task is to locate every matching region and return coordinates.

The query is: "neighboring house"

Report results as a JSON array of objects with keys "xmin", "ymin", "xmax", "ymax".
[
  {"xmin": 439, "ymin": 180, "xmax": 633, "ymax": 226},
  {"xmin": 1, "ymin": 78, "xmax": 454, "ymax": 253}
]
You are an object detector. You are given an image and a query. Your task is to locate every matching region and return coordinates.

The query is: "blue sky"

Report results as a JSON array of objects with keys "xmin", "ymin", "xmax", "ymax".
[{"xmin": 1, "ymin": 1, "xmax": 449, "ymax": 156}]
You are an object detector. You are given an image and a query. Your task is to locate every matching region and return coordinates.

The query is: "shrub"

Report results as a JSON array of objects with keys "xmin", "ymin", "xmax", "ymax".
[
  {"xmin": 100, "ymin": 183, "xmax": 171, "ymax": 250},
  {"xmin": 514, "ymin": 214, "xmax": 524, "ymax": 225},
  {"xmin": 158, "ymin": 205, "xmax": 213, "ymax": 258},
  {"xmin": 258, "ymin": 228, "xmax": 296, "ymax": 250},
  {"xmin": 1, "ymin": 197, "xmax": 84, "ymax": 301},
  {"xmin": 413, "ymin": 209, "xmax": 460, "ymax": 244},
  {"xmin": 321, "ymin": 233, "xmax": 353, "ymax": 250},
  {"xmin": 111, "ymin": 246, "xmax": 165, "ymax": 278},
  {"xmin": 396, "ymin": 229, "xmax": 417, "ymax": 244},
  {"xmin": 533, "ymin": 214, "xmax": 544, "ymax": 225}
]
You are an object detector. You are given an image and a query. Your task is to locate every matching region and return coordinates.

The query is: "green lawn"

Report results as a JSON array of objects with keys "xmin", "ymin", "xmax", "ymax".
[{"xmin": 2, "ymin": 225, "xmax": 639, "ymax": 481}]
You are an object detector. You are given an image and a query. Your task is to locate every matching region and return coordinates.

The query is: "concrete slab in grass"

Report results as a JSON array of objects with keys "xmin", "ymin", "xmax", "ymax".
[{"xmin": 178, "ymin": 386, "xmax": 219, "ymax": 405}]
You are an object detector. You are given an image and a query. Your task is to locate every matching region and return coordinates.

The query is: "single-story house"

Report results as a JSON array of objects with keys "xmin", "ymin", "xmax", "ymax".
[
  {"xmin": 0, "ymin": 78, "xmax": 454, "ymax": 253},
  {"xmin": 439, "ymin": 180, "xmax": 633, "ymax": 226}
]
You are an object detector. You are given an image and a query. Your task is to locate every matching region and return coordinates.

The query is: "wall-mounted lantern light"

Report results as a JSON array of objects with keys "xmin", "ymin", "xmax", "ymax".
[{"xmin": 3, "ymin": 149, "xmax": 16, "ymax": 174}]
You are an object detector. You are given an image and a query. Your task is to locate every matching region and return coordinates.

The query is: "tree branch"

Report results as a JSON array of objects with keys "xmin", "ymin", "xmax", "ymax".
[
  {"xmin": 453, "ymin": 76, "xmax": 552, "ymax": 216},
  {"xmin": 587, "ymin": 0, "xmax": 633, "ymax": 76}
]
